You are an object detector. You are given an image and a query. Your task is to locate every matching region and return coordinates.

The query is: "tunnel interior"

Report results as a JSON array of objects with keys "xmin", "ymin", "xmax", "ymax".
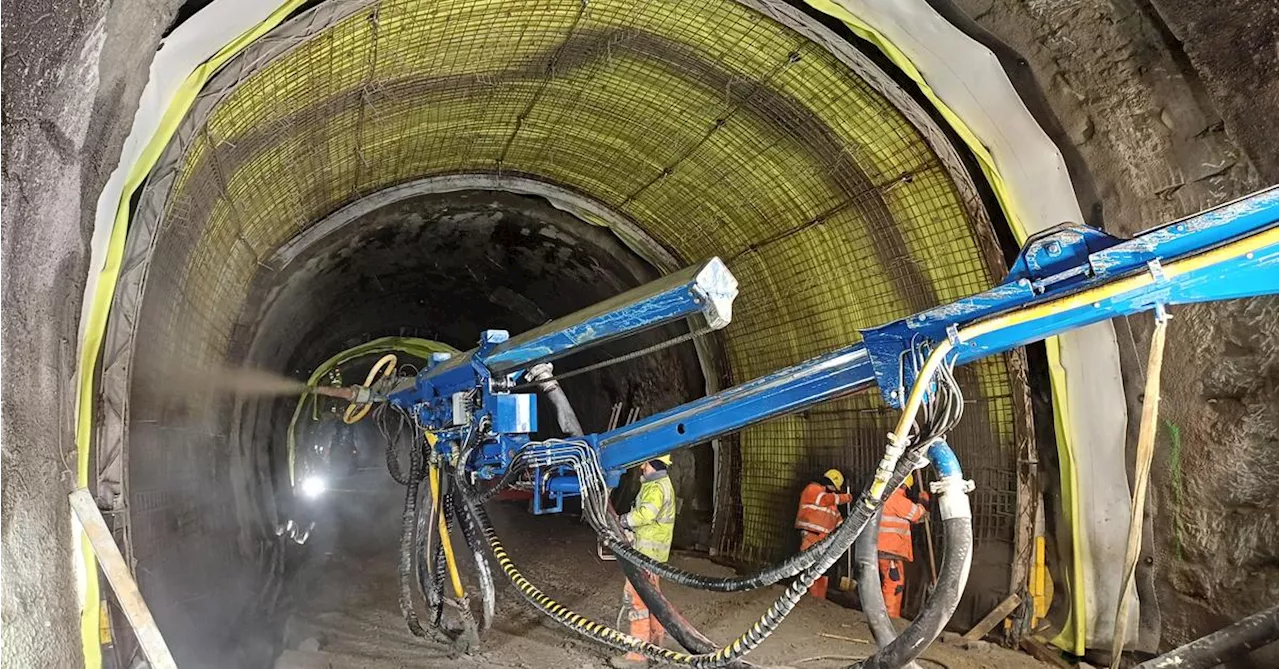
[{"xmin": 95, "ymin": 0, "xmax": 1039, "ymax": 665}]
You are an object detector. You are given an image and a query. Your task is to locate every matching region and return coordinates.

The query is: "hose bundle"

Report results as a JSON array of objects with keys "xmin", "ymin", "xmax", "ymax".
[
  {"xmin": 383, "ymin": 405, "xmax": 492, "ymax": 649},
  {"xmin": 453, "ymin": 450, "xmax": 927, "ymax": 668}
]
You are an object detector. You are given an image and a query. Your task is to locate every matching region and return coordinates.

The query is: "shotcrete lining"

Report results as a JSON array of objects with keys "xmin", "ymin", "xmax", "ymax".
[{"xmin": 96, "ymin": 0, "xmax": 1033, "ymax": 656}]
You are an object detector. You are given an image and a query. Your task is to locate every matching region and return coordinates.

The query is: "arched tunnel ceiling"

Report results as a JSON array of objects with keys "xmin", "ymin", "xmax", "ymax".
[
  {"xmin": 94, "ymin": 0, "xmax": 1039, "ymax": 662},
  {"xmin": 109, "ymin": 0, "xmax": 1027, "ymax": 553}
]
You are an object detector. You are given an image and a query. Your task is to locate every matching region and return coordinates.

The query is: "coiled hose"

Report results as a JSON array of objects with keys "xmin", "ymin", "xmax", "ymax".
[
  {"xmin": 851, "ymin": 440, "xmax": 973, "ymax": 669},
  {"xmin": 397, "ymin": 434, "xmax": 429, "ymax": 637},
  {"xmin": 455, "ymin": 452, "xmax": 924, "ymax": 667},
  {"xmin": 853, "ymin": 509, "xmax": 922, "ymax": 669},
  {"xmin": 451, "ymin": 493, "xmax": 496, "ymax": 632}
]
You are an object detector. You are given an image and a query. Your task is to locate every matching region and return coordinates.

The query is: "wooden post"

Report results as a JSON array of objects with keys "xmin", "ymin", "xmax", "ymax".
[{"xmin": 70, "ymin": 489, "xmax": 177, "ymax": 669}]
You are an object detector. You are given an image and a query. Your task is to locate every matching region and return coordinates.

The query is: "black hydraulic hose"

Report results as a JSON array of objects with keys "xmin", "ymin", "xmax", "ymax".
[
  {"xmin": 398, "ymin": 439, "xmax": 429, "ymax": 637},
  {"xmin": 531, "ymin": 376, "xmax": 849, "ymax": 593},
  {"xmin": 528, "ymin": 363, "xmax": 584, "ymax": 437},
  {"xmin": 428, "ymin": 540, "xmax": 447, "ymax": 625},
  {"xmin": 1135, "ymin": 606, "xmax": 1278, "ymax": 669},
  {"xmin": 606, "ymin": 505, "xmax": 757, "ymax": 668},
  {"xmin": 454, "ymin": 454, "xmax": 923, "ymax": 667},
  {"xmin": 452, "ymin": 493, "xmax": 497, "ymax": 632},
  {"xmin": 600, "ymin": 514, "xmax": 850, "ymax": 592},
  {"xmin": 854, "ymin": 509, "xmax": 923, "ymax": 669},
  {"xmin": 413, "ymin": 480, "xmax": 441, "ymax": 621},
  {"xmin": 853, "ymin": 515, "xmax": 973, "ymax": 669},
  {"xmin": 480, "ymin": 449, "xmax": 856, "ymax": 590}
]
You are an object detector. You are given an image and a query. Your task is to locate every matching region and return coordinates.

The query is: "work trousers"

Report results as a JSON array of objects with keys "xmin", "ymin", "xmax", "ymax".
[
  {"xmin": 622, "ymin": 573, "xmax": 665, "ymax": 660},
  {"xmin": 878, "ymin": 556, "xmax": 906, "ymax": 618},
  {"xmin": 800, "ymin": 529, "xmax": 830, "ymax": 599}
]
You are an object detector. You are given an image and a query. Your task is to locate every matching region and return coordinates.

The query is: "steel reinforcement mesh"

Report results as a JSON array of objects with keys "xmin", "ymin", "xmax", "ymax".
[{"xmin": 123, "ymin": 0, "xmax": 1030, "ymax": 573}]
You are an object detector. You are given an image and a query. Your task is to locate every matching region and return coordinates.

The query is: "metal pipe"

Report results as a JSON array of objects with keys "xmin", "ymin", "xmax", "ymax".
[{"xmin": 1135, "ymin": 606, "xmax": 1277, "ymax": 669}]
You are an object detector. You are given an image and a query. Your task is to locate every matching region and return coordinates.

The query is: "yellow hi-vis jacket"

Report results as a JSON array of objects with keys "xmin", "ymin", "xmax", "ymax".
[{"xmin": 622, "ymin": 471, "xmax": 676, "ymax": 562}]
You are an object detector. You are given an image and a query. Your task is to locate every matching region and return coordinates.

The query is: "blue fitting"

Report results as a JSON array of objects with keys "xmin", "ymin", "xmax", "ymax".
[{"xmin": 927, "ymin": 439, "xmax": 963, "ymax": 479}]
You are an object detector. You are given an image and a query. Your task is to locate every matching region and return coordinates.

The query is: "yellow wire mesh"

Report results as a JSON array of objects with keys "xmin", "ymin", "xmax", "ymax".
[{"xmin": 138, "ymin": 0, "xmax": 1025, "ymax": 567}]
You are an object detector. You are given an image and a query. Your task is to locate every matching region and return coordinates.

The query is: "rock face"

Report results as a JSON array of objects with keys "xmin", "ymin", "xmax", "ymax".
[
  {"xmin": 954, "ymin": 0, "xmax": 1277, "ymax": 663},
  {"xmin": 2, "ymin": 0, "xmax": 1274, "ymax": 666},
  {"xmin": 2, "ymin": 1, "xmax": 185, "ymax": 666}
]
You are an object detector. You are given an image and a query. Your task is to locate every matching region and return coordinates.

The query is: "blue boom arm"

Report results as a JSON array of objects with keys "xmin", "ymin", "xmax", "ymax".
[{"xmin": 388, "ymin": 188, "xmax": 1278, "ymax": 511}]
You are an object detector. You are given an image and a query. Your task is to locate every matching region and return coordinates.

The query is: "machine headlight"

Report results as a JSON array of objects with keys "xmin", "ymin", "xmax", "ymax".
[{"xmin": 299, "ymin": 476, "xmax": 327, "ymax": 499}]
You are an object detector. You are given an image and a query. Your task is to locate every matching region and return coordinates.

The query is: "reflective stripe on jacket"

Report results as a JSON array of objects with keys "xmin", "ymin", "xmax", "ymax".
[
  {"xmin": 623, "ymin": 472, "xmax": 675, "ymax": 562},
  {"xmin": 877, "ymin": 486, "xmax": 927, "ymax": 560},
  {"xmin": 795, "ymin": 482, "xmax": 852, "ymax": 536}
]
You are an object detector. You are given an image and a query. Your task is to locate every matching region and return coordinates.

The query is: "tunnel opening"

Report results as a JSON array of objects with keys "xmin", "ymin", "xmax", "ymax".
[{"xmin": 91, "ymin": 0, "xmax": 1039, "ymax": 665}]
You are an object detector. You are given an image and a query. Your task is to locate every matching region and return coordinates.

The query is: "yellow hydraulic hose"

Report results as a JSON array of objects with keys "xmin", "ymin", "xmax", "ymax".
[
  {"xmin": 428, "ymin": 462, "xmax": 467, "ymax": 599},
  {"xmin": 870, "ymin": 226, "xmax": 1277, "ymax": 502},
  {"xmin": 343, "ymin": 353, "xmax": 397, "ymax": 424}
]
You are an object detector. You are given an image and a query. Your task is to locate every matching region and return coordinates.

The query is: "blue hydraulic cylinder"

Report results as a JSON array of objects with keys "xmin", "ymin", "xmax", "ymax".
[{"xmin": 481, "ymin": 257, "xmax": 738, "ymax": 375}]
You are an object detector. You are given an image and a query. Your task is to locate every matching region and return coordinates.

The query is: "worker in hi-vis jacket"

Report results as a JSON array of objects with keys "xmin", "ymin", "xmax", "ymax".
[
  {"xmin": 795, "ymin": 468, "xmax": 853, "ymax": 599},
  {"xmin": 611, "ymin": 455, "xmax": 675, "ymax": 669},
  {"xmin": 877, "ymin": 474, "xmax": 930, "ymax": 617}
]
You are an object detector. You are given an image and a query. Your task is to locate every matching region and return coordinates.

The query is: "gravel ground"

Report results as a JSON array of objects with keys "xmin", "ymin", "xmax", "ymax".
[{"xmin": 275, "ymin": 469, "xmax": 1048, "ymax": 669}]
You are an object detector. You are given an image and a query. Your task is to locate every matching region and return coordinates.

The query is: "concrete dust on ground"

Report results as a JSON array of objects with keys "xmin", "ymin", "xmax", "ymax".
[{"xmin": 277, "ymin": 469, "xmax": 1047, "ymax": 669}]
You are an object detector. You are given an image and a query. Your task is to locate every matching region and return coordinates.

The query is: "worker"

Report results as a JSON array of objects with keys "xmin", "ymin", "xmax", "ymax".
[
  {"xmin": 877, "ymin": 474, "xmax": 930, "ymax": 618},
  {"xmin": 611, "ymin": 455, "xmax": 676, "ymax": 669},
  {"xmin": 795, "ymin": 468, "xmax": 854, "ymax": 599}
]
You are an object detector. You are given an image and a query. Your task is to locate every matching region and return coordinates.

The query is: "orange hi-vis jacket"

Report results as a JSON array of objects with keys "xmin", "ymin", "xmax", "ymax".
[
  {"xmin": 795, "ymin": 482, "xmax": 853, "ymax": 536},
  {"xmin": 878, "ymin": 486, "xmax": 928, "ymax": 561}
]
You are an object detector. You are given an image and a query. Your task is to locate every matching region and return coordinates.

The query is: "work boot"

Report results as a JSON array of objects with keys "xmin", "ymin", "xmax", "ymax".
[{"xmin": 608, "ymin": 654, "xmax": 648, "ymax": 669}]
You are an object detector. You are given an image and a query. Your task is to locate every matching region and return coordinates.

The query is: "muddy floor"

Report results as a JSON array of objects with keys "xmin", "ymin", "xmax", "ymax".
[{"xmin": 275, "ymin": 468, "xmax": 1047, "ymax": 669}]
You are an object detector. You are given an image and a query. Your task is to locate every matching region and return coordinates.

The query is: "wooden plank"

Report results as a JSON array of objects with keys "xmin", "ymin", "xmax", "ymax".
[
  {"xmin": 1020, "ymin": 637, "xmax": 1073, "ymax": 669},
  {"xmin": 70, "ymin": 488, "xmax": 177, "ymax": 669},
  {"xmin": 964, "ymin": 592, "xmax": 1023, "ymax": 641}
]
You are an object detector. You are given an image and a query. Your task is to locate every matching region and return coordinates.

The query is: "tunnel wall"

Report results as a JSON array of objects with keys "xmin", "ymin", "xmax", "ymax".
[
  {"xmin": 950, "ymin": 0, "xmax": 1278, "ymax": 663},
  {"xmin": 4, "ymin": 0, "xmax": 1273, "ymax": 666},
  {"xmin": 95, "ymin": 0, "xmax": 1032, "ymax": 652},
  {"xmin": 122, "ymin": 0, "xmax": 1018, "ymax": 560}
]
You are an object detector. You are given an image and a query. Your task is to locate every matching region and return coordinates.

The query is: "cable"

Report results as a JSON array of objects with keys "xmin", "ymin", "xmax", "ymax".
[
  {"xmin": 376, "ymin": 403, "xmax": 414, "ymax": 485},
  {"xmin": 454, "ymin": 452, "xmax": 926, "ymax": 667},
  {"xmin": 486, "ymin": 436, "xmax": 862, "ymax": 593},
  {"xmin": 428, "ymin": 463, "xmax": 466, "ymax": 599},
  {"xmin": 451, "ymin": 493, "xmax": 496, "ymax": 632},
  {"xmin": 344, "ymin": 353, "xmax": 397, "ymax": 424},
  {"xmin": 509, "ymin": 325, "xmax": 715, "ymax": 392},
  {"xmin": 397, "ymin": 430, "xmax": 429, "ymax": 638}
]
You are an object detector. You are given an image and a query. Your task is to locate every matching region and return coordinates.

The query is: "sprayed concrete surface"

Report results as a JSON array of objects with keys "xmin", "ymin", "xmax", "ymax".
[{"xmin": 275, "ymin": 467, "xmax": 1047, "ymax": 669}]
